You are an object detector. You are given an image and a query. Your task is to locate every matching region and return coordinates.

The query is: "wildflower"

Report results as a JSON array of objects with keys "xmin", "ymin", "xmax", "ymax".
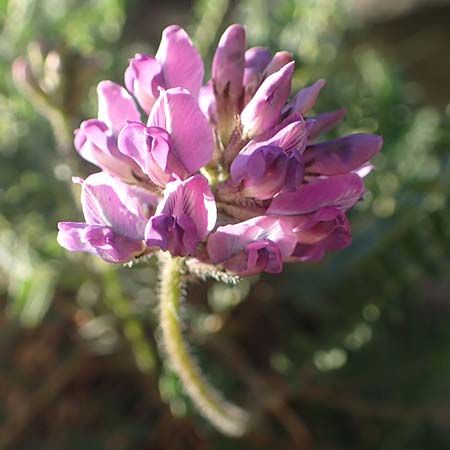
[
  {"xmin": 58, "ymin": 23, "xmax": 382, "ymax": 276},
  {"xmin": 56, "ymin": 23, "xmax": 383, "ymax": 437}
]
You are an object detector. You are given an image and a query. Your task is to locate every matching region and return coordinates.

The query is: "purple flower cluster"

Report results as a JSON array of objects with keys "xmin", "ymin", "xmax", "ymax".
[{"xmin": 58, "ymin": 25, "xmax": 382, "ymax": 276}]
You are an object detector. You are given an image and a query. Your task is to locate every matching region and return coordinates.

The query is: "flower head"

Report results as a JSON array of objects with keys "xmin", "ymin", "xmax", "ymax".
[{"xmin": 58, "ymin": 24, "xmax": 382, "ymax": 276}]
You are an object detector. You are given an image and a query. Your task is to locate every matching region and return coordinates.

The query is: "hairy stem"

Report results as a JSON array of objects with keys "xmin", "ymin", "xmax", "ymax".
[{"xmin": 158, "ymin": 253, "xmax": 249, "ymax": 436}]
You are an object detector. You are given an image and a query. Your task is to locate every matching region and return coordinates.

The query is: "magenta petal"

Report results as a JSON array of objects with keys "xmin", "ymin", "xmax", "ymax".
[
  {"xmin": 306, "ymin": 108, "xmax": 346, "ymax": 140},
  {"xmin": 231, "ymin": 119, "xmax": 307, "ymax": 182},
  {"xmin": 289, "ymin": 219, "xmax": 352, "ymax": 263},
  {"xmin": 252, "ymin": 118, "xmax": 308, "ymax": 152},
  {"xmin": 245, "ymin": 240, "xmax": 283, "ymax": 275},
  {"xmin": 268, "ymin": 173, "xmax": 365, "ymax": 215},
  {"xmin": 287, "ymin": 79, "xmax": 326, "ymax": 115},
  {"xmin": 241, "ymin": 61, "xmax": 295, "ymax": 138},
  {"xmin": 354, "ymin": 163, "xmax": 375, "ymax": 178},
  {"xmin": 290, "ymin": 243, "xmax": 325, "ymax": 262},
  {"xmin": 97, "ymin": 81, "xmax": 140, "ymax": 135},
  {"xmin": 156, "ymin": 25, "xmax": 204, "ymax": 97},
  {"xmin": 148, "ymin": 88, "xmax": 214, "ymax": 173},
  {"xmin": 124, "ymin": 54, "xmax": 165, "ymax": 114},
  {"xmin": 304, "ymin": 134, "xmax": 383, "ymax": 176},
  {"xmin": 212, "ymin": 24, "xmax": 246, "ymax": 99},
  {"xmin": 80, "ymin": 172, "xmax": 150, "ymax": 240}
]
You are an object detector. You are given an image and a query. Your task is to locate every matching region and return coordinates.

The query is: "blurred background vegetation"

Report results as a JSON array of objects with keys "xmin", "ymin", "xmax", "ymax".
[{"xmin": 1, "ymin": 0, "xmax": 450, "ymax": 448}]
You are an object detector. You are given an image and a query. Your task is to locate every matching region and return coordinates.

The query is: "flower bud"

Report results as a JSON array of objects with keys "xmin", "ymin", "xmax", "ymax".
[
  {"xmin": 284, "ymin": 79, "xmax": 326, "ymax": 116},
  {"xmin": 243, "ymin": 47, "xmax": 271, "ymax": 105},
  {"xmin": 303, "ymin": 133, "xmax": 383, "ymax": 176},
  {"xmin": 213, "ymin": 24, "xmax": 246, "ymax": 101},
  {"xmin": 212, "ymin": 24, "xmax": 246, "ymax": 143},
  {"xmin": 240, "ymin": 61, "xmax": 295, "ymax": 139},
  {"xmin": 263, "ymin": 51, "xmax": 293, "ymax": 77}
]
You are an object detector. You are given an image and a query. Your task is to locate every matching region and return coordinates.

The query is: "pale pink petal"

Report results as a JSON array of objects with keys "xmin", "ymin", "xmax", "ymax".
[
  {"xmin": 80, "ymin": 172, "xmax": 150, "ymax": 240},
  {"xmin": 97, "ymin": 81, "xmax": 140, "ymax": 135},
  {"xmin": 156, "ymin": 25, "xmax": 204, "ymax": 97},
  {"xmin": 124, "ymin": 53, "xmax": 165, "ymax": 114},
  {"xmin": 148, "ymin": 88, "xmax": 214, "ymax": 173}
]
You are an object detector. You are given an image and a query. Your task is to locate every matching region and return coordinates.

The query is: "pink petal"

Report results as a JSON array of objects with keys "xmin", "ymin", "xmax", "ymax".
[
  {"xmin": 156, "ymin": 25, "xmax": 204, "ymax": 97},
  {"xmin": 57, "ymin": 222, "xmax": 96, "ymax": 255},
  {"xmin": 156, "ymin": 174, "xmax": 216, "ymax": 239},
  {"xmin": 97, "ymin": 81, "xmax": 140, "ymax": 135},
  {"xmin": 75, "ymin": 119, "xmax": 144, "ymax": 184},
  {"xmin": 80, "ymin": 172, "xmax": 151, "ymax": 240},
  {"xmin": 124, "ymin": 54, "xmax": 165, "ymax": 114},
  {"xmin": 286, "ymin": 79, "xmax": 326, "ymax": 115},
  {"xmin": 240, "ymin": 61, "xmax": 295, "ymax": 138},
  {"xmin": 244, "ymin": 47, "xmax": 272, "ymax": 84},
  {"xmin": 146, "ymin": 175, "xmax": 216, "ymax": 256},
  {"xmin": 148, "ymin": 88, "xmax": 214, "ymax": 173},
  {"xmin": 118, "ymin": 121, "xmax": 187, "ymax": 185},
  {"xmin": 57, "ymin": 222, "xmax": 145, "ymax": 263}
]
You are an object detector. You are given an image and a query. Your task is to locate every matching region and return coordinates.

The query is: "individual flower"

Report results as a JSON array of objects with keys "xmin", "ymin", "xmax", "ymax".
[
  {"xmin": 145, "ymin": 175, "xmax": 216, "ymax": 257},
  {"xmin": 57, "ymin": 172, "xmax": 157, "ymax": 263},
  {"xmin": 74, "ymin": 82, "xmax": 144, "ymax": 185},
  {"xmin": 207, "ymin": 217, "xmax": 297, "ymax": 276}
]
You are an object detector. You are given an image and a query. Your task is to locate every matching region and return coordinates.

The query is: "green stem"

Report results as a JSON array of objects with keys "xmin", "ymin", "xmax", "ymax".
[{"xmin": 158, "ymin": 253, "xmax": 249, "ymax": 436}]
